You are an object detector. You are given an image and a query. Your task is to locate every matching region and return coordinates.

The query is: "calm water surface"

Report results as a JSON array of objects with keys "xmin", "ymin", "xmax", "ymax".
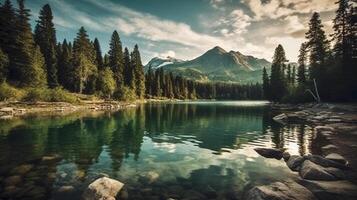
[{"xmin": 0, "ymin": 101, "xmax": 316, "ymax": 200}]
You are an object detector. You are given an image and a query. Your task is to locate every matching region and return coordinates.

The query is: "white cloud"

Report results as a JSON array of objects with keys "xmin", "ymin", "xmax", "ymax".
[
  {"xmin": 160, "ymin": 50, "xmax": 176, "ymax": 58},
  {"xmin": 243, "ymin": 0, "xmax": 336, "ymax": 20}
]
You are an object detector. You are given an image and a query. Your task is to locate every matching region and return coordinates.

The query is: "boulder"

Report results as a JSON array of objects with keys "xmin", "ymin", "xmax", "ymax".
[
  {"xmin": 299, "ymin": 180, "xmax": 357, "ymax": 200},
  {"xmin": 286, "ymin": 155, "xmax": 305, "ymax": 171},
  {"xmin": 246, "ymin": 181, "xmax": 317, "ymax": 200},
  {"xmin": 254, "ymin": 148, "xmax": 283, "ymax": 160},
  {"xmin": 82, "ymin": 177, "xmax": 124, "ymax": 200},
  {"xmin": 299, "ymin": 160, "xmax": 343, "ymax": 181},
  {"xmin": 282, "ymin": 151, "xmax": 291, "ymax": 162},
  {"xmin": 321, "ymin": 144, "xmax": 338, "ymax": 152},
  {"xmin": 304, "ymin": 154, "xmax": 348, "ymax": 170},
  {"xmin": 325, "ymin": 153, "xmax": 347, "ymax": 165}
]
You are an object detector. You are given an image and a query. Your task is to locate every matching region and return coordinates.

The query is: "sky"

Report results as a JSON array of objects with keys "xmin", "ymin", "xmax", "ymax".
[{"xmin": 21, "ymin": 0, "xmax": 337, "ymax": 64}]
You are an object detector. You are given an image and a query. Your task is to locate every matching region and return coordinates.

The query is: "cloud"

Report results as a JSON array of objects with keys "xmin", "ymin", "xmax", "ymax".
[
  {"xmin": 243, "ymin": 0, "xmax": 336, "ymax": 20},
  {"xmin": 160, "ymin": 50, "xmax": 176, "ymax": 58}
]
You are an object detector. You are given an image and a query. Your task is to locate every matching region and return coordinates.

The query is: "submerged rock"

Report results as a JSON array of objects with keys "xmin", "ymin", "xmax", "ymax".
[
  {"xmin": 299, "ymin": 160, "xmax": 343, "ymax": 181},
  {"xmin": 41, "ymin": 154, "xmax": 62, "ymax": 164},
  {"xmin": 299, "ymin": 180, "xmax": 357, "ymax": 200},
  {"xmin": 139, "ymin": 171, "xmax": 159, "ymax": 184},
  {"xmin": 282, "ymin": 152, "xmax": 291, "ymax": 161},
  {"xmin": 254, "ymin": 148, "xmax": 284, "ymax": 160},
  {"xmin": 246, "ymin": 181, "xmax": 317, "ymax": 200},
  {"xmin": 10, "ymin": 164, "xmax": 33, "ymax": 175},
  {"xmin": 286, "ymin": 155, "xmax": 305, "ymax": 171},
  {"xmin": 325, "ymin": 153, "xmax": 347, "ymax": 165},
  {"xmin": 314, "ymin": 126, "xmax": 334, "ymax": 132},
  {"xmin": 273, "ymin": 113, "xmax": 288, "ymax": 123},
  {"xmin": 57, "ymin": 185, "xmax": 75, "ymax": 193},
  {"xmin": 304, "ymin": 154, "xmax": 348, "ymax": 170},
  {"xmin": 82, "ymin": 177, "xmax": 124, "ymax": 200},
  {"xmin": 4, "ymin": 175, "xmax": 22, "ymax": 187}
]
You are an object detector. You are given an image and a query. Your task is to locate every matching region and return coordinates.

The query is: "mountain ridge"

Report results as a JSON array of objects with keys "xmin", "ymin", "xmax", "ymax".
[{"xmin": 145, "ymin": 46, "xmax": 272, "ymax": 83}]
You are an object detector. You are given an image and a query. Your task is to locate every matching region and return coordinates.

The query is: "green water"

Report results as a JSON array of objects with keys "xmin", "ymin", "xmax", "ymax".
[{"xmin": 0, "ymin": 101, "xmax": 314, "ymax": 200}]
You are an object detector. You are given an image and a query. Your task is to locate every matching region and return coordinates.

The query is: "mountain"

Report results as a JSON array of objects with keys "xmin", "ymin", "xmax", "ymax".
[
  {"xmin": 145, "ymin": 56, "xmax": 184, "ymax": 70},
  {"xmin": 144, "ymin": 46, "xmax": 271, "ymax": 83}
]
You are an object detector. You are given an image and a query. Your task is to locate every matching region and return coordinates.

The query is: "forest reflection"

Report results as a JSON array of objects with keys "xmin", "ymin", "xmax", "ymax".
[{"xmin": 0, "ymin": 103, "xmax": 314, "ymax": 173}]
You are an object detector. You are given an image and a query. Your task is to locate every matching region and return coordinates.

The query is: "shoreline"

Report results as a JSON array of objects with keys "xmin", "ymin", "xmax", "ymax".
[
  {"xmin": 0, "ymin": 101, "xmax": 139, "ymax": 119},
  {"xmin": 247, "ymin": 103, "xmax": 357, "ymax": 199}
]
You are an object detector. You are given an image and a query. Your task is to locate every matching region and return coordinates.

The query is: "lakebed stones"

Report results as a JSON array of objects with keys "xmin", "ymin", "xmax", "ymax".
[
  {"xmin": 246, "ymin": 181, "xmax": 317, "ymax": 200},
  {"xmin": 82, "ymin": 177, "xmax": 124, "ymax": 200},
  {"xmin": 325, "ymin": 153, "xmax": 347, "ymax": 165},
  {"xmin": 299, "ymin": 180, "xmax": 357, "ymax": 200},
  {"xmin": 139, "ymin": 171, "xmax": 160, "ymax": 184},
  {"xmin": 254, "ymin": 148, "xmax": 284, "ymax": 160},
  {"xmin": 10, "ymin": 164, "xmax": 33, "ymax": 175},
  {"xmin": 299, "ymin": 160, "xmax": 343, "ymax": 181},
  {"xmin": 286, "ymin": 155, "xmax": 305, "ymax": 171}
]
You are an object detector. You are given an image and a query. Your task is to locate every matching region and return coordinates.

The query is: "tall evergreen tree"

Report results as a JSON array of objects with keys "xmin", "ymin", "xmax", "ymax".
[
  {"xmin": 58, "ymin": 39, "xmax": 74, "ymax": 90},
  {"xmin": 108, "ymin": 31, "xmax": 124, "ymax": 88},
  {"xmin": 123, "ymin": 47, "xmax": 132, "ymax": 87},
  {"xmin": 72, "ymin": 27, "xmax": 97, "ymax": 93},
  {"xmin": 262, "ymin": 67, "xmax": 270, "ymax": 99},
  {"xmin": 34, "ymin": 4, "xmax": 58, "ymax": 88},
  {"xmin": 93, "ymin": 38, "xmax": 103, "ymax": 70},
  {"xmin": 305, "ymin": 12, "xmax": 330, "ymax": 82},
  {"xmin": 297, "ymin": 43, "xmax": 307, "ymax": 87},
  {"xmin": 0, "ymin": 0, "xmax": 18, "ymax": 81},
  {"xmin": 131, "ymin": 45, "xmax": 145, "ymax": 99},
  {"xmin": 12, "ymin": 0, "xmax": 45, "ymax": 87},
  {"xmin": 0, "ymin": 49, "xmax": 9, "ymax": 83},
  {"xmin": 332, "ymin": 0, "xmax": 353, "ymax": 61},
  {"xmin": 269, "ymin": 44, "xmax": 287, "ymax": 101}
]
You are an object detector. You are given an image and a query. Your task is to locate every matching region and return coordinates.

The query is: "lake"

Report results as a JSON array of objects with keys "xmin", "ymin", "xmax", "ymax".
[{"xmin": 0, "ymin": 101, "xmax": 316, "ymax": 200}]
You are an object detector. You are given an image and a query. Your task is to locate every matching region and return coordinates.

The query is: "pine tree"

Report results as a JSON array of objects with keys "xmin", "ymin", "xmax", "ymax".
[
  {"xmin": 123, "ymin": 47, "xmax": 132, "ymax": 87},
  {"xmin": 145, "ymin": 67, "xmax": 152, "ymax": 97},
  {"xmin": 262, "ymin": 67, "xmax": 270, "ymax": 99},
  {"xmin": 332, "ymin": 0, "xmax": 353, "ymax": 61},
  {"xmin": 297, "ymin": 43, "xmax": 307, "ymax": 87},
  {"xmin": 58, "ymin": 39, "xmax": 74, "ymax": 91},
  {"xmin": 0, "ymin": 49, "xmax": 9, "ymax": 83},
  {"xmin": 34, "ymin": 4, "xmax": 58, "ymax": 88},
  {"xmin": 291, "ymin": 66, "xmax": 296, "ymax": 85},
  {"xmin": 30, "ymin": 46, "xmax": 47, "ymax": 87},
  {"xmin": 0, "ymin": 0, "xmax": 18, "ymax": 81},
  {"xmin": 131, "ymin": 45, "xmax": 145, "ymax": 99},
  {"xmin": 12, "ymin": 0, "xmax": 45, "ymax": 87},
  {"xmin": 97, "ymin": 68, "xmax": 116, "ymax": 99},
  {"xmin": 269, "ymin": 44, "xmax": 287, "ymax": 101},
  {"xmin": 72, "ymin": 27, "xmax": 97, "ymax": 93},
  {"xmin": 108, "ymin": 31, "xmax": 124, "ymax": 88},
  {"xmin": 93, "ymin": 38, "xmax": 103, "ymax": 70},
  {"xmin": 305, "ymin": 12, "xmax": 330, "ymax": 82}
]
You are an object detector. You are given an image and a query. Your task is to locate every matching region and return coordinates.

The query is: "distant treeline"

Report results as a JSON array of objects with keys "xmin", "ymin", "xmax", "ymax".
[
  {"xmin": 263, "ymin": 0, "xmax": 356, "ymax": 103},
  {"xmin": 0, "ymin": 0, "xmax": 261, "ymax": 101},
  {"xmin": 146, "ymin": 68, "xmax": 263, "ymax": 100}
]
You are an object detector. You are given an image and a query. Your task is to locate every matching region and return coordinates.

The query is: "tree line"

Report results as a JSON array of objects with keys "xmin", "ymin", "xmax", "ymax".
[
  {"xmin": 263, "ymin": 0, "xmax": 356, "ymax": 103},
  {"xmin": 0, "ymin": 0, "xmax": 263, "ymax": 101},
  {"xmin": 145, "ymin": 67, "xmax": 263, "ymax": 100}
]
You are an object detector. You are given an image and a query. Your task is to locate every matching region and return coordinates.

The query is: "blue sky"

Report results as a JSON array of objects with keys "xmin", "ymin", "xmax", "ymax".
[{"xmin": 20, "ymin": 0, "xmax": 337, "ymax": 63}]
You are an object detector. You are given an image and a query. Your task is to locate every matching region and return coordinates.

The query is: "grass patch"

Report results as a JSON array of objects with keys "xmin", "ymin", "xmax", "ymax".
[{"xmin": 0, "ymin": 83, "xmax": 25, "ymax": 101}]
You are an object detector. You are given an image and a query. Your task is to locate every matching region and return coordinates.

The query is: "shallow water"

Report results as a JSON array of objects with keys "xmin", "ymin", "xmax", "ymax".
[{"xmin": 0, "ymin": 101, "xmax": 316, "ymax": 199}]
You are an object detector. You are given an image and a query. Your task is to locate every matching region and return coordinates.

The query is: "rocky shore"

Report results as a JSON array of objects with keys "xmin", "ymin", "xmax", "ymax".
[
  {"xmin": 0, "ymin": 101, "xmax": 138, "ymax": 119},
  {"xmin": 247, "ymin": 103, "xmax": 357, "ymax": 200}
]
